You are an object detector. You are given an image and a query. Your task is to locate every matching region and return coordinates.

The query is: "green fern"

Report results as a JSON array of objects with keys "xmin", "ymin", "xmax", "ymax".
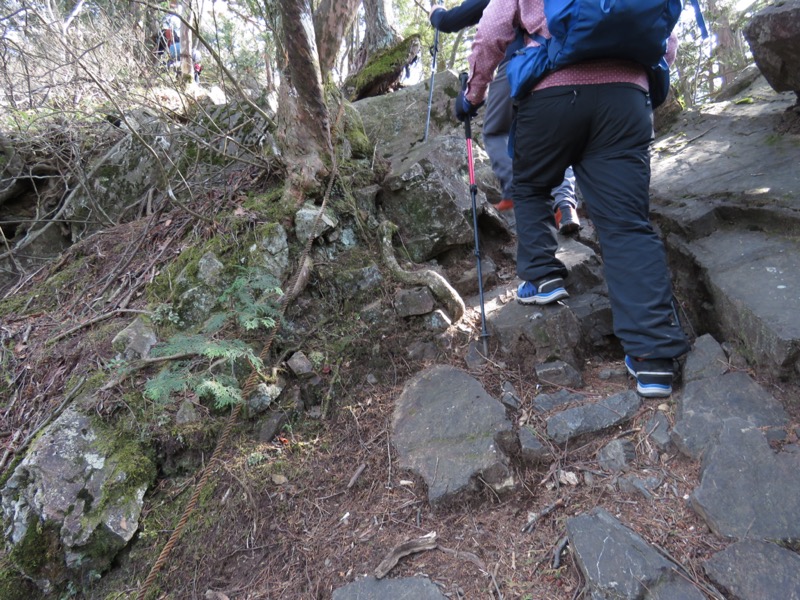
[
  {"xmin": 219, "ymin": 268, "xmax": 283, "ymax": 332},
  {"xmin": 144, "ymin": 267, "xmax": 280, "ymax": 411},
  {"xmin": 144, "ymin": 362, "xmax": 190, "ymax": 405},
  {"xmin": 195, "ymin": 379, "xmax": 242, "ymax": 409}
]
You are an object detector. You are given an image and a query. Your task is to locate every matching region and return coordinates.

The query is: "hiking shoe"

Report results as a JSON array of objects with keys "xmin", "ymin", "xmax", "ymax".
[
  {"xmin": 625, "ymin": 355, "xmax": 675, "ymax": 398},
  {"xmin": 555, "ymin": 203, "xmax": 580, "ymax": 235},
  {"xmin": 517, "ymin": 277, "xmax": 569, "ymax": 305},
  {"xmin": 494, "ymin": 198, "xmax": 514, "ymax": 211}
]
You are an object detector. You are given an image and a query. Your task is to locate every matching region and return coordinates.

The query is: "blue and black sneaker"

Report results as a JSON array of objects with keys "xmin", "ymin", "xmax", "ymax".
[
  {"xmin": 624, "ymin": 355, "xmax": 675, "ymax": 398},
  {"xmin": 517, "ymin": 277, "xmax": 569, "ymax": 305}
]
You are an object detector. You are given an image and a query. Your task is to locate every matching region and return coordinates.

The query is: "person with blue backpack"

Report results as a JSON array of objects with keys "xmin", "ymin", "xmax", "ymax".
[
  {"xmin": 454, "ymin": 0, "xmax": 696, "ymax": 397},
  {"xmin": 430, "ymin": 0, "xmax": 580, "ymax": 234}
]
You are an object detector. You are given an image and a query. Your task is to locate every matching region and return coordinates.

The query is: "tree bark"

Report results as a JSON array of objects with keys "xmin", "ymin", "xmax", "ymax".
[
  {"xmin": 277, "ymin": 0, "xmax": 331, "ymax": 192},
  {"xmin": 313, "ymin": 0, "xmax": 361, "ymax": 79},
  {"xmin": 352, "ymin": 0, "xmax": 402, "ymax": 74}
]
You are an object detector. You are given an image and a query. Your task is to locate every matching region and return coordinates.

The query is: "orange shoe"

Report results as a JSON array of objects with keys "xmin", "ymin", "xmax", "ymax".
[
  {"xmin": 555, "ymin": 204, "xmax": 580, "ymax": 234},
  {"xmin": 494, "ymin": 198, "xmax": 514, "ymax": 211}
]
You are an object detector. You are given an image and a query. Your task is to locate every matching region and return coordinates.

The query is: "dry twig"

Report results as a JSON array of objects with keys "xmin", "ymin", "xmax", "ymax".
[{"xmin": 374, "ymin": 531, "xmax": 438, "ymax": 579}]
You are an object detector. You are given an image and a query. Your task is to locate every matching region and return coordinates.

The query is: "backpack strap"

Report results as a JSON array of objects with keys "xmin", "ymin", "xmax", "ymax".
[{"xmin": 689, "ymin": 0, "xmax": 709, "ymax": 39}]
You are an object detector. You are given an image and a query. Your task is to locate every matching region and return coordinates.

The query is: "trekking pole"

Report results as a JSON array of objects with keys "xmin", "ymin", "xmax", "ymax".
[
  {"xmin": 423, "ymin": 1, "xmax": 442, "ymax": 142},
  {"xmin": 459, "ymin": 72, "xmax": 490, "ymax": 356}
]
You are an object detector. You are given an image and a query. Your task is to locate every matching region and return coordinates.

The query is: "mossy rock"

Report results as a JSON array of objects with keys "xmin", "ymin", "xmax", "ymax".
[{"xmin": 344, "ymin": 35, "xmax": 422, "ymax": 101}]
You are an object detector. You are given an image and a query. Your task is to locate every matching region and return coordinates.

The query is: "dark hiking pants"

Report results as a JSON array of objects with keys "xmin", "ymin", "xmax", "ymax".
[{"xmin": 512, "ymin": 83, "xmax": 689, "ymax": 360}]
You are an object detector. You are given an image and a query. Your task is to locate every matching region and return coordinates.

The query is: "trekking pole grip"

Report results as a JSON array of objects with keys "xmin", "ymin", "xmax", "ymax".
[
  {"xmin": 459, "ymin": 72, "xmax": 472, "ymax": 138},
  {"xmin": 459, "ymin": 71, "xmax": 468, "ymax": 92}
]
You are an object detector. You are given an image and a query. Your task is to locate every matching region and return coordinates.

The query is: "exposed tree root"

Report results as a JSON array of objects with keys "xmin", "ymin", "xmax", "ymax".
[{"xmin": 378, "ymin": 220, "xmax": 465, "ymax": 322}]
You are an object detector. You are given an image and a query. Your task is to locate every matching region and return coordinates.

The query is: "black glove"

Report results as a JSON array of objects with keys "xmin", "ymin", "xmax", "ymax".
[{"xmin": 454, "ymin": 90, "xmax": 483, "ymax": 122}]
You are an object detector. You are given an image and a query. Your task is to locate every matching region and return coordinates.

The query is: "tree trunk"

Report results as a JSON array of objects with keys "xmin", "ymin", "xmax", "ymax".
[
  {"xmin": 277, "ymin": 0, "xmax": 331, "ymax": 194},
  {"xmin": 313, "ymin": 0, "xmax": 361, "ymax": 79},
  {"xmin": 352, "ymin": 0, "xmax": 401, "ymax": 74},
  {"xmin": 706, "ymin": 0, "xmax": 748, "ymax": 90}
]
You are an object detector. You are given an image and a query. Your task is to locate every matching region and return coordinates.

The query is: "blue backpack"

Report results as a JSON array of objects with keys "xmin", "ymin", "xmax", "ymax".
[{"xmin": 506, "ymin": 0, "xmax": 707, "ymax": 108}]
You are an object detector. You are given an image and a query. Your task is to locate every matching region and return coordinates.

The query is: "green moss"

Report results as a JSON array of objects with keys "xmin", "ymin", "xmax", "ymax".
[
  {"xmin": 0, "ymin": 562, "xmax": 42, "ymax": 600},
  {"xmin": 346, "ymin": 35, "xmax": 422, "ymax": 100},
  {"xmin": 91, "ymin": 421, "xmax": 157, "ymax": 511},
  {"xmin": 9, "ymin": 519, "xmax": 64, "ymax": 583}
]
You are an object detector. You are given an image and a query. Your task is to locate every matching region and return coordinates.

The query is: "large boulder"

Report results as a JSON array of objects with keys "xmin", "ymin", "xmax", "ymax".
[
  {"xmin": 743, "ymin": 0, "xmax": 800, "ymax": 98},
  {"xmin": 1, "ymin": 406, "xmax": 155, "ymax": 592}
]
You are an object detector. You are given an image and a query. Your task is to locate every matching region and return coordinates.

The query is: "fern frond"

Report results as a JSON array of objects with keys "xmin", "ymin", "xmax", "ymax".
[
  {"xmin": 144, "ymin": 363, "xmax": 190, "ymax": 405},
  {"xmin": 203, "ymin": 313, "xmax": 230, "ymax": 334},
  {"xmin": 195, "ymin": 379, "xmax": 242, "ymax": 409}
]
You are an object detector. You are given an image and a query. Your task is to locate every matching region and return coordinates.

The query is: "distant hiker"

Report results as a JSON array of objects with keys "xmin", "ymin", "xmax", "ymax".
[
  {"xmin": 456, "ymin": 0, "xmax": 690, "ymax": 396},
  {"xmin": 430, "ymin": 0, "xmax": 580, "ymax": 234},
  {"xmin": 192, "ymin": 48, "xmax": 203, "ymax": 83},
  {"xmin": 161, "ymin": 1, "xmax": 182, "ymax": 68}
]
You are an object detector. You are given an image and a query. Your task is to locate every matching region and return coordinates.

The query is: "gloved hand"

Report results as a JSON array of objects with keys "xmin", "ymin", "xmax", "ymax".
[
  {"xmin": 454, "ymin": 90, "xmax": 483, "ymax": 122},
  {"xmin": 429, "ymin": 5, "xmax": 445, "ymax": 22}
]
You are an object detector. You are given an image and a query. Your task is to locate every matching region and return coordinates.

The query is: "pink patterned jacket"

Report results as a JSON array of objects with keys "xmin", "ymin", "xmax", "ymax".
[{"xmin": 465, "ymin": 0, "xmax": 678, "ymax": 104}]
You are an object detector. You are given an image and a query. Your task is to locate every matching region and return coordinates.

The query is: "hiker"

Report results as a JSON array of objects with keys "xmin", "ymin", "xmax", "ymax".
[
  {"xmin": 161, "ymin": 1, "xmax": 182, "ymax": 68},
  {"xmin": 192, "ymin": 48, "xmax": 202, "ymax": 83},
  {"xmin": 455, "ymin": 0, "xmax": 689, "ymax": 397},
  {"xmin": 430, "ymin": 0, "xmax": 580, "ymax": 234}
]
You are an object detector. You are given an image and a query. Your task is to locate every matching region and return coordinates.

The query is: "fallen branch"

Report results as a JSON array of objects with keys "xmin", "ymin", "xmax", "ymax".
[
  {"xmin": 47, "ymin": 308, "xmax": 152, "ymax": 345},
  {"xmin": 374, "ymin": 531, "xmax": 438, "ymax": 579},
  {"xmin": 378, "ymin": 220, "xmax": 465, "ymax": 322},
  {"xmin": 552, "ymin": 535, "xmax": 569, "ymax": 569},
  {"xmin": 437, "ymin": 545, "xmax": 486, "ymax": 570},
  {"xmin": 521, "ymin": 497, "xmax": 565, "ymax": 533},
  {"xmin": 346, "ymin": 463, "xmax": 366, "ymax": 489}
]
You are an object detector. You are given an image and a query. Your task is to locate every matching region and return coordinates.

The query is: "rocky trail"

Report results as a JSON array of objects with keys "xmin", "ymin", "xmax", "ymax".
[{"xmin": 2, "ymin": 59, "xmax": 800, "ymax": 600}]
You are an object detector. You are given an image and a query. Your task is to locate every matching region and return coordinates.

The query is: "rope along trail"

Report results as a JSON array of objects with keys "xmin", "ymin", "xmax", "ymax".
[{"xmin": 137, "ymin": 104, "xmax": 345, "ymax": 600}]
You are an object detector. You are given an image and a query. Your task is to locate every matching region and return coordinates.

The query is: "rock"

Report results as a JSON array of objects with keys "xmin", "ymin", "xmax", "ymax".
[
  {"xmin": 683, "ymin": 333, "xmax": 728, "ymax": 383},
  {"xmin": 567, "ymin": 292, "xmax": 615, "ymax": 350},
  {"xmin": 535, "ymin": 359, "xmax": 583, "ymax": 389},
  {"xmin": 332, "ymin": 575, "xmax": 447, "ymax": 600},
  {"xmin": 518, "ymin": 426, "xmax": 550, "ymax": 466},
  {"xmin": 63, "ymin": 108, "xmax": 167, "ymax": 242},
  {"xmin": 453, "ymin": 256, "xmax": 497, "ymax": 296},
  {"xmin": 546, "ymin": 391, "xmax": 641, "ymax": 444},
  {"xmin": 678, "ymin": 230, "xmax": 800, "ymax": 379},
  {"xmin": 744, "ymin": 1, "xmax": 800, "ymax": 95},
  {"xmin": 567, "ymin": 508, "xmax": 707, "ymax": 600},
  {"xmin": 197, "ymin": 252, "xmax": 224, "ymax": 286},
  {"xmin": 250, "ymin": 224, "xmax": 289, "ymax": 281},
  {"xmin": 597, "ymin": 439, "xmax": 636, "ymax": 472},
  {"xmin": 247, "ymin": 381, "xmax": 285, "ymax": 415},
  {"xmin": 394, "ymin": 286, "xmax": 435, "ymax": 317},
  {"xmin": 704, "ymin": 540, "xmax": 800, "ymax": 600},
  {"xmin": 295, "ymin": 202, "xmax": 338, "ymax": 242},
  {"xmin": 556, "ymin": 238, "xmax": 605, "ymax": 294},
  {"xmin": 176, "ymin": 400, "xmax": 200, "ymax": 425},
  {"xmin": 690, "ymin": 420, "xmax": 800, "ymax": 542},
  {"xmin": 532, "ymin": 389, "xmax": 584, "ymax": 413},
  {"xmin": 391, "ymin": 365, "xmax": 514, "ymax": 506},
  {"xmin": 671, "ymin": 372, "xmax": 789, "ymax": 459},
  {"xmin": 644, "ymin": 411, "xmax": 673, "ymax": 452},
  {"xmin": 1, "ymin": 407, "xmax": 155, "ymax": 591},
  {"xmin": 111, "ymin": 316, "xmax": 157, "ymax": 360},
  {"xmin": 380, "ymin": 135, "xmax": 480, "ymax": 262},
  {"xmin": 463, "ymin": 340, "xmax": 488, "ymax": 370},
  {"xmin": 500, "ymin": 381, "xmax": 521, "ymax": 410},
  {"xmin": 489, "ymin": 300, "xmax": 582, "ymax": 366},
  {"xmin": 287, "ymin": 351, "xmax": 315, "ymax": 378},
  {"xmin": 354, "ymin": 69, "xmax": 461, "ymax": 160},
  {"xmin": 258, "ymin": 411, "xmax": 289, "ymax": 443},
  {"xmin": 618, "ymin": 473, "xmax": 662, "ymax": 500},
  {"xmin": 407, "ymin": 340, "xmax": 439, "ymax": 361},
  {"xmin": 423, "ymin": 309, "xmax": 451, "ymax": 331}
]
